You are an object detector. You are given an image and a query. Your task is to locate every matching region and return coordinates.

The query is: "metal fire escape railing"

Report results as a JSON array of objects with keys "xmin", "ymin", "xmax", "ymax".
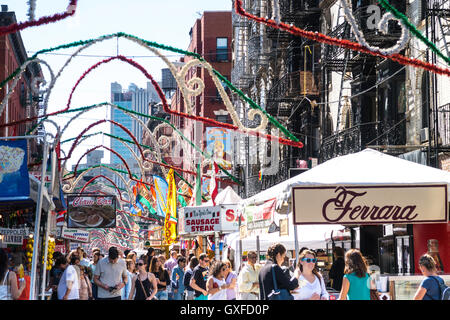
[
  {"xmin": 320, "ymin": 120, "xmax": 407, "ymax": 162},
  {"xmin": 438, "ymin": 102, "xmax": 450, "ymax": 147}
]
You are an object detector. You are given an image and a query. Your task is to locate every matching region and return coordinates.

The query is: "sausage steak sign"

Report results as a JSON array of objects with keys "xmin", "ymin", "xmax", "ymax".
[
  {"xmin": 179, "ymin": 204, "xmax": 240, "ymax": 235},
  {"xmin": 292, "ymin": 184, "xmax": 448, "ymax": 225}
]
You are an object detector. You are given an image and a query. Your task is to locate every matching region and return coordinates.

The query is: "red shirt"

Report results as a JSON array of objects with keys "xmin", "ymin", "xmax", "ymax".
[{"xmin": 15, "ymin": 275, "xmax": 31, "ymax": 300}]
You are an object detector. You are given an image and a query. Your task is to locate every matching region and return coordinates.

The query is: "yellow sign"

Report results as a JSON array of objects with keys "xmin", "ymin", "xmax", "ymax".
[{"xmin": 164, "ymin": 169, "xmax": 178, "ymax": 245}]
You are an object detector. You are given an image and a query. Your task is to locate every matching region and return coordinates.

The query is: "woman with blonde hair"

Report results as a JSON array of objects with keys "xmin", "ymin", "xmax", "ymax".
[
  {"xmin": 413, "ymin": 254, "xmax": 446, "ymax": 300},
  {"xmin": 339, "ymin": 249, "xmax": 375, "ymax": 300},
  {"xmin": 78, "ymin": 266, "xmax": 93, "ymax": 300},
  {"xmin": 293, "ymin": 250, "xmax": 329, "ymax": 300},
  {"xmin": 223, "ymin": 259, "xmax": 237, "ymax": 300},
  {"xmin": 122, "ymin": 259, "xmax": 136, "ymax": 300},
  {"xmin": 126, "ymin": 251, "xmax": 137, "ymax": 264}
]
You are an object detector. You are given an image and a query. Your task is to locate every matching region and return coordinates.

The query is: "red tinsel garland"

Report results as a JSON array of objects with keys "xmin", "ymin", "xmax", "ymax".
[
  {"xmin": 0, "ymin": 0, "xmax": 78, "ymax": 37},
  {"xmin": 234, "ymin": 0, "xmax": 450, "ymax": 77},
  {"xmin": 79, "ymin": 174, "xmax": 130, "ymax": 203},
  {"xmin": 61, "ymin": 119, "xmax": 145, "ymax": 162},
  {"xmin": 1, "ymin": 54, "xmax": 303, "ymax": 148}
]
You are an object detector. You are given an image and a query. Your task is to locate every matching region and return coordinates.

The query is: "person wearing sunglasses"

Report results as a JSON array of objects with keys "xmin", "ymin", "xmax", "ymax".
[
  {"xmin": 292, "ymin": 250, "xmax": 329, "ymax": 300},
  {"xmin": 190, "ymin": 253, "xmax": 210, "ymax": 300},
  {"xmin": 128, "ymin": 258, "xmax": 157, "ymax": 300},
  {"xmin": 206, "ymin": 261, "xmax": 228, "ymax": 300},
  {"xmin": 237, "ymin": 251, "xmax": 261, "ymax": 300}
]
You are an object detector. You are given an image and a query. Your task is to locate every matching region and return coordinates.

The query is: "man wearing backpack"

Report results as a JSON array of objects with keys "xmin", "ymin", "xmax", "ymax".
[{"xmin": 413, "ymin": 254, "xmax": 449, "ymax": 300}]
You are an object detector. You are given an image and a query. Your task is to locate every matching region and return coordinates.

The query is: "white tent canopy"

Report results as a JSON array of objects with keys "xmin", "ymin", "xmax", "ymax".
[
  {"xmin": 242, "ymin": 148, "xmax": 450, "ymax": 208},
  {"xmin": 202, "ymin": 186, "xmax": 242, "ymax": 206}
]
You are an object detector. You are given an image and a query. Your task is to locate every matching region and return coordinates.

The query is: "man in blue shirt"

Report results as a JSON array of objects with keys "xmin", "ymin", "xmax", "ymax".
[
  {"xmin": 171, "ymin": 256, "xmax": 186, "ymax": 300},
  {"xmin": 414, "ymin": 254, "xmax": 446, "ymax": 300}
]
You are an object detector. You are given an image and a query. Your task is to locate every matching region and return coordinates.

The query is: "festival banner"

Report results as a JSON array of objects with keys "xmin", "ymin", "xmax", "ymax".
[
  {"xmin": 66, "ymin": 194, "xmax": 117, "ymax": 228},
  {"xmin": 0, "ymin": 139, "xmax": 30, "ymax": 200},
  {"xmin": 154, "ymin": 175, "xmax": 168, "ymax": 218},
  {"xmin": 206, "ymin": 127, "xmax": 232, "ymax": 176},
  {"xmin": 242, "ymin": 198, "xmax": 276, "ymax": 236},
  {"xmin": 164, "ymin": 169, "xmax": 177, "ymax": 245}
]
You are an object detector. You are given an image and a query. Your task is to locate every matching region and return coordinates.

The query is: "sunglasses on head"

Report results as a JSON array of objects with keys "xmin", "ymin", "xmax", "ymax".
[{"xmin": 301, "ymin": 258, "xmax": 317, "ymax": 263}]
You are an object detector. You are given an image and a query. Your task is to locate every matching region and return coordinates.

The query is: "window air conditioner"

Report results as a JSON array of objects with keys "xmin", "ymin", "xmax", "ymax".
[{"xmin": 420, "ymin": 127, "xmax": 429, "ymax": 143}]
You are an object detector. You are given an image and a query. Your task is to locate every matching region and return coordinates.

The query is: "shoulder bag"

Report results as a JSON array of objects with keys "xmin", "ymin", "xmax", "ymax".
[
  {"xmin": 137, "ymin": 273, "xmax": 154, "ymax": 300},
  {"xmin": 369, "ymin": 274, "xmax": 380, "ymax": 300},
  {"xmin": 267, "ymin": 265, "xmax": 293, "ymax": 300}
]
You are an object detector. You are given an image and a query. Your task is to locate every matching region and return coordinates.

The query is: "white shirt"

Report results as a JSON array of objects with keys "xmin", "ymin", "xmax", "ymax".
[
  {"xmin": 94, "ymin": 256, "xmax": 127, "ymax": 299},
  {"xmin": 292, "ymin": 274, "xmax": 329, "ymax": 300},
  {"xmin": 237, "ymin": 263, "xmax": 261, "ymax": 294},
  {"xmin": 208, "ymin": 277, "xmax": 227, "ymax": 300},
  {"xmin": 57, "ymin": 265, "xmax": 80, "ymax": 300}
]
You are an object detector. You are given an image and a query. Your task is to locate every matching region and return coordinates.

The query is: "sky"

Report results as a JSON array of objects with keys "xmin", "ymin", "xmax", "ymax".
[{"xmin": 2, "ymin": 0, "xmax": 232, "ymax": 169}]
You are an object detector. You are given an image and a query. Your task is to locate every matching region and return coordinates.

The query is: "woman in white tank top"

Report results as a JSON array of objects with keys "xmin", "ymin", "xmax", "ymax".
[
  {"xmin": 0, "ymin": 249, "xmax": 26, "ymax": 300},
  {"xmin": 206, "ymin": 261, "xmax": 228, "ymax": 300}
]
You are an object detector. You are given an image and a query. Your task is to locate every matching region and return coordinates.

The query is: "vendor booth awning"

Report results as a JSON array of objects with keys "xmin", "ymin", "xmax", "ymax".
[
  {"xmin": 242, "ymin": 149, "xmax": 450, "ymax": 223},
  {"xmin": 0, "ymin": 174, "xmax": 55, "ymax": 212}
]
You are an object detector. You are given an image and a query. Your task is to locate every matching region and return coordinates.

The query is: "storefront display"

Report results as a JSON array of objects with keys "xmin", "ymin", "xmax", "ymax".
[{"xmin": 388, "ymin": 275, "xmax": 450, "ymax": 300}]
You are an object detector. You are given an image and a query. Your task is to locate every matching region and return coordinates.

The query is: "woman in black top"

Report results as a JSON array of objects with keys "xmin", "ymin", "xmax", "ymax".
[
  {"xmin": 258, "ymin": 243, "xmax": 299, "ymax": 300},
  {"xmin": 149, "ymin": 256, "xmax": 170, "ymax": 300},
  {"xmin": 329, "ymin": 247, "xmax": 345, "ymax": 292},
  {"xmin": 128, "ymin": 258, "xmax": 157, "ymax": 300}
]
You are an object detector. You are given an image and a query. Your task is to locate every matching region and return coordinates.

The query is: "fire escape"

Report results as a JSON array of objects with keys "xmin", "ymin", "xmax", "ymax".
[
  {"xmin": 320, "ymin": 0, "xmax": 408, "ymax": 162},
  {"xmin": 427, "ymin": 0, "xmax": 450, "ymax": 167},
  {"xmin": 256, "ymin": 0, "xmax": 322, "ymax": 191}
]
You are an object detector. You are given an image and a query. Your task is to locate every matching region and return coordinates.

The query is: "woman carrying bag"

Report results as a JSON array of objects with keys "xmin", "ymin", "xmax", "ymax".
[
  {"xmin": 258, "ymin": 243, "xmax": 299, "ymax": 300},
  {"xmin": 128, "ymin": 258, "xmax": 158, "ymax": 300}
]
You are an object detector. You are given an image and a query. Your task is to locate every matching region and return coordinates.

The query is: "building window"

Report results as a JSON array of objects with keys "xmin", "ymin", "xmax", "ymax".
[
  {"xmin": 216, "ymin": 38, "xmax": 228, "ymax": 62},
  {"xmin": 216, "ymin": 114, "xmax": 229, "ymax": 123}
]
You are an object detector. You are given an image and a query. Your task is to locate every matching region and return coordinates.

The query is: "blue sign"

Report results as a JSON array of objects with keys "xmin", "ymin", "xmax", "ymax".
[{"xmin": 0, "ymin": 139, "xmax": 30, "ymax": 200}]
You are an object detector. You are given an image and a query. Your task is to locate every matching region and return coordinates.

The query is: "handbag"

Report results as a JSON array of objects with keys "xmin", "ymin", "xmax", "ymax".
[
  {"xmin": 138, "ymin": 273, "xmax": 157, "ymax": 300},
  {"xmin": 369, "ymin": 273, "xmax": 380, "ymax": 300},
  {"xmin": 370, "ymin": 289, "xmax": 380, "ymax": 300},
  {"xmin": 267, "ymin": 265, "xmax": 293, "ymax": 300}
]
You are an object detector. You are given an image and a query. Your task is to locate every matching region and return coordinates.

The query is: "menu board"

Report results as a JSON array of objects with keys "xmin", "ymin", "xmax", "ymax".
[{"xmin": 66, "ymin": 194, "xmax": 116, "ymax": 228}]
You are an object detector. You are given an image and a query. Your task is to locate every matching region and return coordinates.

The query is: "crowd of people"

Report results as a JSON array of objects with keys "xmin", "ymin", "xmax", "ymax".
[{"xmin": 0, "ymin": 243, "xmax": 447, "ymax": 300}]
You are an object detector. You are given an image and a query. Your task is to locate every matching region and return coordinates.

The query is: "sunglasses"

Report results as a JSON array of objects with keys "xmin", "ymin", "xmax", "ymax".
[
  {"xmin": 301, "ymin": 258, "xmax": 318, "ymax": 263},
  {"xmin": 204, "ymin": 259, "xmax": 210, "ymax": 263},
  {"xmin": 136, "ymin": 262, "xmax": 144, "ymax": 266}
]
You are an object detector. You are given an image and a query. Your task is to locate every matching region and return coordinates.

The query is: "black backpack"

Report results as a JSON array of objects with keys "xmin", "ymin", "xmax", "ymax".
[{"xmin": 427, "ymin": 276, "xmax": 450, "ymax": 300}]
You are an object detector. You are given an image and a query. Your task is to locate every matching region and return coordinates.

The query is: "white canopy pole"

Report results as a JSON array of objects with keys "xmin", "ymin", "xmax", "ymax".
[
  {"xmin": 290, "ymin": 203, "xmax": 300, "ymax": 267},
  {"xmin": 40, "ymin": 147, "xmax": 56, "ymax": 299},
  {"xmin": 30, "ymin": 139, "xmax": 50, "ymax": 300}
]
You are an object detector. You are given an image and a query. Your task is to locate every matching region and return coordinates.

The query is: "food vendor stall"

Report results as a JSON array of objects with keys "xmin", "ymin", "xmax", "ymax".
[
  {"xmin": 240, "ymin": 149, "xmax": 450, "ymax": 299},
  {"xmin": 178, "ymin": 186, "xmax": 242, "ymax": 260}
]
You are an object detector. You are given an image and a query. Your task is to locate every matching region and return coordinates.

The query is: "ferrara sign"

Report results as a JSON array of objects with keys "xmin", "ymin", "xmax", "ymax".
[{"xmin": 292, "ymin": 184, "xmax": 448, "ymax": 225}]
